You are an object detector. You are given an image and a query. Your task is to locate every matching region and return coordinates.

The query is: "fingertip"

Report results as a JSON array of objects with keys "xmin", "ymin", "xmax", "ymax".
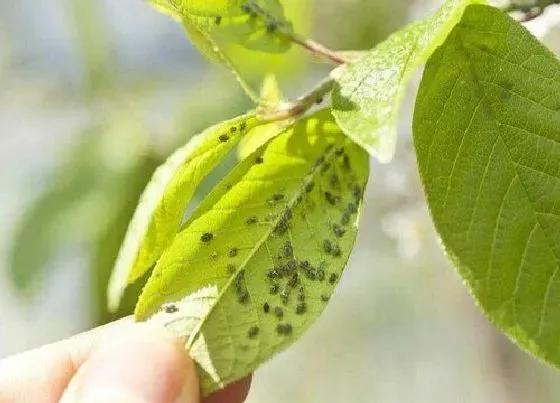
[
  {"xmin": 203, "ymin": 375, "xmax": 252, "ymax": 403},
  {"xmin": 60, "ymin": 323, "xmax": 199, "ymax": 403}
]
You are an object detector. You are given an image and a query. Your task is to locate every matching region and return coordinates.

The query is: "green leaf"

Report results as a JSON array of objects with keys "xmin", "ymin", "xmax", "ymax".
[
  {"xmin": 414, "ymin": 5, "xmax": 560, "ymax": 367},
  {"xmin": 135, "ymin": 110, "xmax": 370, "ymax": 394},
  {"xmin": 108, "ymin": 114, "xmax": 259, "ymax": 312},
  {"xmin": 332, "ymin": 0, "xmax": 483, "ymax": 163}
]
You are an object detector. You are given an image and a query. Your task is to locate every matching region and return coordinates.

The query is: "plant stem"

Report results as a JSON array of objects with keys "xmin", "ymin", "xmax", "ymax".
[
  {"xmin": 287, "ymin": 34, "xmax": 348, "ymax": 65},
  {"xmin": 259, "ymin": 77, "xmax": 335, "ymax": 122},
  {"xmin": 500, "ymin": 0, "xmax": 559, "ymax": 21}
]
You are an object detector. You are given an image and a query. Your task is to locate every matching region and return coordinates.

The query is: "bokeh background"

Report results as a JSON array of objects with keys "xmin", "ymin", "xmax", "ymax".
[{"xmin": 1, "ymin": 1, "xmax": 560, "ymax": 402}]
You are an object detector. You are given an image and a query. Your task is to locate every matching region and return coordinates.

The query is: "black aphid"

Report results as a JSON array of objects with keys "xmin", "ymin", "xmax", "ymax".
[
  {"xmin": 335, "ymin": 147, "xmax": 344, "ymax": 156},
  {"xmin": 241, "ymin": 4, "xmax": 251, "ymax": 13},
  {"xmin": 283, "ymin": 241, "xmax": 293, "ymax": 257},
  {"xmin": 329, "ymin": 175, "xmax": 339, "ymax": 188},
  {"xmin": 286, "ymin": 259, "xmax": 297, "ymax": 272},
  {"xmin": 276, "ymin": 323, "xmax": 293, "ymax": 335},
  {"xmin": 341, "ymin": 212, "xmax": 350, "ymax": 226},
  {"xmin": 227, "ymin": 264, "xmax": 236, "ymax": 274},
  {"xmin": 240, "ymin": 121, "xmax": 247, "ymax": 131},
  {"xmin": 288, "ymin": 273, "xmax": 299, "ymax": 288},
  {"xmin": 348, "ymin": 202, "xmax": 358, "ymax": 214},
  {"xmin": 305, "ymin": 182, "xmax": 315, "ymax": 193},
  {"xmin": 283, "ymin": 208, "xmax": 292, "ymax": 220},
  {"xmin": 343, "ymin": 154, "xmax": 351, "ymax": 170},
  {"xmin": 280, "ymin": 287, "xmax": 290, "ymax": 304},
  {"xmin": 296, "ymin": 195, "xmax": 303, "ymax": 204},
  {"xmin": 230, "ymin": 125, "xmax": 238, "ymax": 133},
  {"xmin": 333, "ymin": 224, "xmax": 345, "ymax": 238},
  {"xmin": 303, "ymin": 268, "xmax": 317, "ymax": 281},
  {"xmin": 353, "ymin": 184, "xmax": 362, "ymax": 200},
  {"xmin": 332, "ymin": 245, "xmax": 341, "ymax": 257},
  {"xmin": 274, "ymin": 306, "xmax": 284, "ymax": 319},
  {"xmin": 201, "ymin": 232, "xmax": 214, "ymax": 243},
  {"xmin": 296, "ymin": 302, "xmax": 307, "ymax": 315},
  {"xmin": 266, "ymin": 21, "xmax": 277, "ymax": 33},
  {"xmin": 299, "ymin": 260, "xmax": 310, "ymax": 269},
  {"xmin": 219, "ymin": 134, "xmax": 229, "ymax": 143},
  {"xmin": 321, "ymin": 162, "xmax": 331, "ymax": 174},
  {"xmin": 315, "ymin": 96, "xmax": 324, "ymax": 105},
  {"xmin": 315, "ymin": 156, "xmax": 325, "ymax": 166},
  {"xmin": 272, "ymin": 193, "xmax": 285, "ymax": 201},
  {"xmin": 214, "ymin": 15, "xmax": 222, "ymax": 25},
  {"xmin": 238, "ymin": 290, "xmax": 249, "ymax": 304},
  {"xmin": 329, "ymin": 273, "xmax": 338, "ymax": 285},
  {"xmin": 324, "ymin": 192, "xmax": 338, "ymax": 205},
  {"xmin": 263, "ymin": 302, "xmax": 270, "ymax": 313},
  {"xmin": 246, "ymin": 216, "xmax": 258, "ymax": 225},
  {"xmin": 321, "ymin": 294, "xmax": 330, "ymax": 302},
  {"xmin": 164, "ymin": 305, "xmax": 178, "ymax": 314},
  {"xmin": 274, "ymin": 219, "xmax": 288, "ymax": 235},
  {"xmin": 270, "ymin": 282, "xmax": 280, "ymax": 295},
  {"xmin": 248, "ymin": 326, "xmax": 259, "ymax": 338},
  {"xmin": 297, "ymin": 287, "xmax": 305, "ymax": 302},
  {"xmin": 255, "ymin": 156, "xmax": 264, "ymax": 164},
  {"xmin": 229, "ymin": 248, "xmax": 239, "ymax": 258},
  {"xmin": 317, "ymin": 268, "xmax": 326, "ymax": 282},
  {"xmin": 323, "ymin": 239, "xmax": 333, "ymax": 254}
]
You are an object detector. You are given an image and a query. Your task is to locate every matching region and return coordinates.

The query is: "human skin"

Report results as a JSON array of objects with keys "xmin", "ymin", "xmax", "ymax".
[{"xmin": 0, "ymin": 318, "xmax": 251, "ymax": 403}]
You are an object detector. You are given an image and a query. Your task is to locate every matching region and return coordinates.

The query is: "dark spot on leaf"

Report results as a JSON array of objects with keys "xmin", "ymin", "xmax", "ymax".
[
  {"xmin": 227, "ymin": 264, "xmax": 236, "ymax": 274},
  {"xmin": 296, "ymin": 302, "xmax": 307, "ymax": 315},
  {"xmin": 335, "ymin": 147, "xmax": 344, "ymax": 156},
  {"xmin": 315, "ymin": 96, "xmax": 324, "ymax": 105},
  {"xmin": 324, "ymin": 192, "xmax": 339, "ymax": 205},
  {"xmin": 219, "ymin": 134, "xmax": 229, "ymax": 143},
  {"xmin": 164, "ymin": 305, "xmax": 178, "ymax": 314},
  {"xmin": 332, "ymin": 244, "xmax": 341, "ymax": 257},
  {"xmin": 230, "ymin": 126, "xmax": 238, "ymax": 133},
  {"xmin": 341, "ymin": 212, "xmax": 350, "ymax": 226},
  {"xmin": 246, "ymin": 216, "xmax": 258, "ymax": 225},
  {"xmin": 229, "ymin": 248, "xmax": 239, "ymax": 258},
  {"xmin": 241, "ymin": 4, "xmax": 251, "ymax": 13},
  {"xmin": 348, "ymin": 202, "xmax": 358, "ymax": 214},
  {"xmin": 333, "ymin": 224, "xmax": 345, "ymax": 238},
  {"xmin": 248, "ymin": 326, "xmax": 259, "ymax": 338},
  {"xmin": 353, "ymin": 184, "xmax": 362, "ymax": 200},
  {"xmin": 266, "ymin": 21, "xmax": 277, "ymax": 33},
  {"xmin": 263, "ymin": 302, "xmax": 270, "ymax": 313},
  {"xmin": 274, "ymin": 306, "xmax": 284, "ymax": 319},
  {"xmin": 272, "ymin": 193, "xmax": 284, "ymax": 201},
  {"xmin": 329, "ymin": 273, "xmax": 338, "ymax": 285},
  {"xmin": 305, "ymin": 182, "xmax": 315, "ymax": 193},
  {"xmin": 240, "ymin": 121, "xmax": 247, "ymax": 131},
  {"xmin": 201, "ymin": 232, "xmax": 214, "ymax": 243},
  {"xmin": 343, "ymin": 154, "xmax": 351, "ymax": 170},
  {"xmin": 323, "ymin": 239, "xmax": 333, "ymax": 254},
  {"xmin": 276, "ymin": 323, "xmax": 293, "ymax": 335},
  {"xmin": 321, "ymin": 162, "xmax": 331, "ymax": 174},
  {"xmin": 214, "ymin": 15, "xmax": 222, "ymax": 25},
  {"xmin": 321, "ymin": 294, "xmax": 329, "ymax": 302},
  {"xmin": 255, "ymin": 156, "xmax": 264, "ymax": 164}
]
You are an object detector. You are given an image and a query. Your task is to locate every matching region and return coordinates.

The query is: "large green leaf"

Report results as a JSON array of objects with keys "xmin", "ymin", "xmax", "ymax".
[
  {"xmin": 135, "ymin": 110, "xmax": 370, "ymax": 394},
  {"xmin": 414, "ymin": 5, "xmax": 560, "ymax": 367},
  {"xmin": 108, "ymin": 114, "xmax": 258, "ymax": 312},
  {"xmin": 332, "ymin": 0, "xmax": 482, "ymax": 163}
]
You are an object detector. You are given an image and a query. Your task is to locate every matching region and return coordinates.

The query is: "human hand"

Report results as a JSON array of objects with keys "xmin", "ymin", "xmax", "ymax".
[{"xmin": 0, "ymin": 319, "xmax": 251, "ymax": 403}]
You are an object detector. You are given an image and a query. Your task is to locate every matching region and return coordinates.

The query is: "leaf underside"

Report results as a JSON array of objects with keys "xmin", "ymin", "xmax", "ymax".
[
  {"xmin": 332, "ymin": 0, "xmax": 482, "ymax": 163},
  {"xmin": 108, "ymin": 114, "xmax": 258, "ymax": 312},
  {"xmin": 135, "ymin": 110, "xmax": 370, "ymax": 395},
  {"xmin": 414, "ymin": 5, "xmax": 560, "ymax": 367}
]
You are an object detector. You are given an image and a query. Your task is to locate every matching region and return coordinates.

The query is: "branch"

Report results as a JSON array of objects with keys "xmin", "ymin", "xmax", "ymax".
[
  {"xmin": 258, "ymin": 77, "xmax": 335, "ymax": 122},
  {"xmin": 287, "ymin": 35, "xmax": 349, "ymax": 65},
  {"xmin": 501, "ymin": 0, "xmax": 560, "ymax": 21}
]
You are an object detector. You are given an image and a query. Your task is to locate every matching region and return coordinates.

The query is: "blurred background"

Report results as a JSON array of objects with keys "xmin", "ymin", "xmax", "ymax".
[{"xmin": 1, "ymin": 0, "xmax": 560, "ymax": 402}]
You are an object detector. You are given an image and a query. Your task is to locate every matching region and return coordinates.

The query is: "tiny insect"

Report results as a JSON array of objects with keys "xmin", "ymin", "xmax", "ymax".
[
  {"xmin": 321, "ymin": 294, "xmax": 329, "ymax": 302},
  {"xmin": 227, "ymin": 264, "xmax": 236, "ymax": 274},
  {"xmin": 229, "ymin": 248, "xmax": 239, "ymax": 258},
  {"xmin": 305, "ymin": 182, "xmax": 315, "ymax": 193},
  {"xmin": 333, "ymin": 224, "xmax": 345, "ymax": 238},
  {"xmin": 276, "ymin": 323, "xmax": 293, "ymax": 335},
  {"xmin": 246, "ymin": 216, "xmax": 258, "ymax": 225},
  {"xmin": 274, "ymin": 306, "xmax": 284, "ymax": 319},
  {"xmin": 296, "ymin": 302, "xmax": 307, "ymax": 315},
  {"xmin": 164, "ymin": 305, "xmax": 178, "ymax": 314},
  {"xmin": 263, "ymin": 302, "xmax": 270, "ymax": 313},
  {"xmin": 323, "ymin": 239, "xmax": 333, "ymax": 254},
  {"xmin": 214, "ymin": 16, "xmax": 222, "ymax": 25},
  {"xmin": 201, "ymin": 232, "xmax": 214, "ymax": 243},
  {"xmin": 255, "ymin": 156, "xmax": 264, "ymax": 164},
  {"xmin": 230, "ymin": 126, "xmax": 238, "ymax": 133},
  {"xmin": 329, "ymin": 273, "xmax": 338, "ymax": 285},
  {"xmin": 219, "ymin": 134, "xmax": 229, "ymax": 143},
  {"xmin": 348, "ymin": 202, "xmax": 358, "ymax": 214},
  {"xmin": 247, "ymin": 326, "xmax": 259, "ymax": 338}
]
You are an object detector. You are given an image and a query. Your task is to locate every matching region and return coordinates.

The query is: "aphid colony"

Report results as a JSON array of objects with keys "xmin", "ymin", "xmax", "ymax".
[
  {"xmin": 166, "ymin": 141, "xmax": 364, "ymax": 341},
  {"xmin": 211, "ymin": 1, "xmax": 289, "ymax": 36}
]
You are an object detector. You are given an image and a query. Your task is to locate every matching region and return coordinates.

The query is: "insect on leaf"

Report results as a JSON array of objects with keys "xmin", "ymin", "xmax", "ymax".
[
  {"xmin": 332, "ymin": 0, "xmax": 483, "ymax": 163},
  {"xmin": 414, "ymin": 5, "xmax": 560, "ymax": 368},
  {"xmin": 107, "ymin": 114, "xmax": 259, "ymax": 312},
  {"xmin": 135, "ymin": 110, "xmax": 370, "ymax": 395}
]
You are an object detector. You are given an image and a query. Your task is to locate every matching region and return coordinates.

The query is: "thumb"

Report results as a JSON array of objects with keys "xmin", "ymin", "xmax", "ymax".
[{"xmin": 60, "ymin": 323, "xmax": 199, "ymax": 403}]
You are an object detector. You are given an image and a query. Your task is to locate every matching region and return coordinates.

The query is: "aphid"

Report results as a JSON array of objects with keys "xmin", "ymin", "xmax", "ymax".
[
  {"xmin": 229, "ymin": 248, "xmax": 239, "ymax": 258},
  {"xmin": 219, "ymin": 134, "xmax": 229, "ymax": 143},
  {"xmin": 341, "ymin": 212, "xmax": 350, "ymax": 226},
  {"xmin": 270, "ymin": 282, "xmax": 280, "ymax": 295},
  {"xmin": 296, "ymin": 195, "xmax": 303, "ymax": 204},
  {"xmin": 286, "ymin": 259, "xmax": 297, "ymax": 272},
  {"xmin": 211, "ymin": 251, "xmax": 219, "ymax": 259},
  {"xmin": 348, "ymin": 202, "xmax": 358, "ymax": 214},
  {"xmin": 246, "ymin": 216, "xmax": 258, "ymax": 225},
  {"xmin": 255, "ymin": 156, "xmax": 264, "ymax": 164},
  {"xmin": 324, "ymin": 192, "xmax": 338, "ymax": 205},
  {"xmin": 263, "ymin": 302, "xmax": 270, "ymax": 313},
  {"xmin": 332, "ymin": 245, "xmax": 341, "ymax": 257},
  {"xmin": 274, "ymin": 306, "xmax": 284, "ymax": 319},
  {"xmin": 241, "ymin": 4, "xmax": 251, "ymax": 13},
  {"xmin": 201, "ymin": 232, "xmax": 214, "ymax": 243},
  {"xmin": 323, "ymin": 239, "xmax": 333, "ymax": 254},
  {"xmin": 274, "ymin": 219, "xmax": 288, "ymax": 235},
  {"xmin": 317, "ymin": 268, "xmax": 326, "ymax": 282},
  {"xmin": 300, "ymin": 260, "xmax": 310, "ymax": 269},
  {"xmin": 353, "ymin": 184, "xmax": 362, "ymax": 200},
  {"xmin": 238, "ymin": 290, "xmax": 249, "ymax": 304},
  {"xmin": 283, "ymin": 241, "xmax": 293, "ymax": 257},
  {"xmin": 297, "ymin": 288, "xmax": 305, "ymax": 302},
  {"xmin": 315, "ymin": 96, "xmax": 324, "ymax": 105},
  {"xmin": 333, "ymin": 224, "xmax": 345, "ymax": 238},
  {"xmin": 276, "ymin": 323, "xmax": 293, "ymax": 335},
  {"xmin": 335, "ymin": 147, "xmax": 345, "ymax": 156},
  {"xmin": 288, "ymin": 272, "xmax": 299, "ymax": 287},
  {"xmin": 280, "ymin": 287, "xmax": 290, "ymax": 304},
  {"xmin": 315, "ymin": 156, "xmax": 325, "ymax": 166},
  {"xmin": 321, "ymin": 162, "xmax": 331, "ymax": 174},
  {"xmin": 296, "ymin": 302, "xmax": 307, "ymax": 315},
  {"xmin": 227, "ymin": 264, "xmax": 236, "ymax": 274},
  {"xmin": 329, "ymin": 273, "xmax": 338, "ymax": 285},
  {"xmin": 164, "ymin": 305, "xmax": 178, "ymax": 314},
  {"xmin": 214, "ymin": 15, "xmax": 222, "ymax": 25},
  {"xmin": 321, "ymin": 294, "xmax": 330, "ymax": 302},
  {"xmin": 247, "ymin": 326, "xmax": 259, "ymax": 338},
  {"xmin": 303, "ymin": 268, "xmax": 317, "ymax": 281},
  {"xmin": 305, "ymin": 182, "xmax": 315, "ymax": 193},
  {"xmin": 266, "ymin": 21, "xmax": 277, "ymax": 33},
  {"xmin": 343, "ymin": 154, "xmax": 351, "ymax": 170},
  {"xmin": 272, "ymin": 193, "xmax": 285, "ymax": 201},
  {"xmin": 283, "ymin": 208, "xmax": 292, "ymax": 220},
  {"xmin": 230, "ymin": 125, "xmax": 238, "ymax": 133},
  {"xmin": 240, "ymin": 121, "xmax": 247, "ymax": 131}
]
